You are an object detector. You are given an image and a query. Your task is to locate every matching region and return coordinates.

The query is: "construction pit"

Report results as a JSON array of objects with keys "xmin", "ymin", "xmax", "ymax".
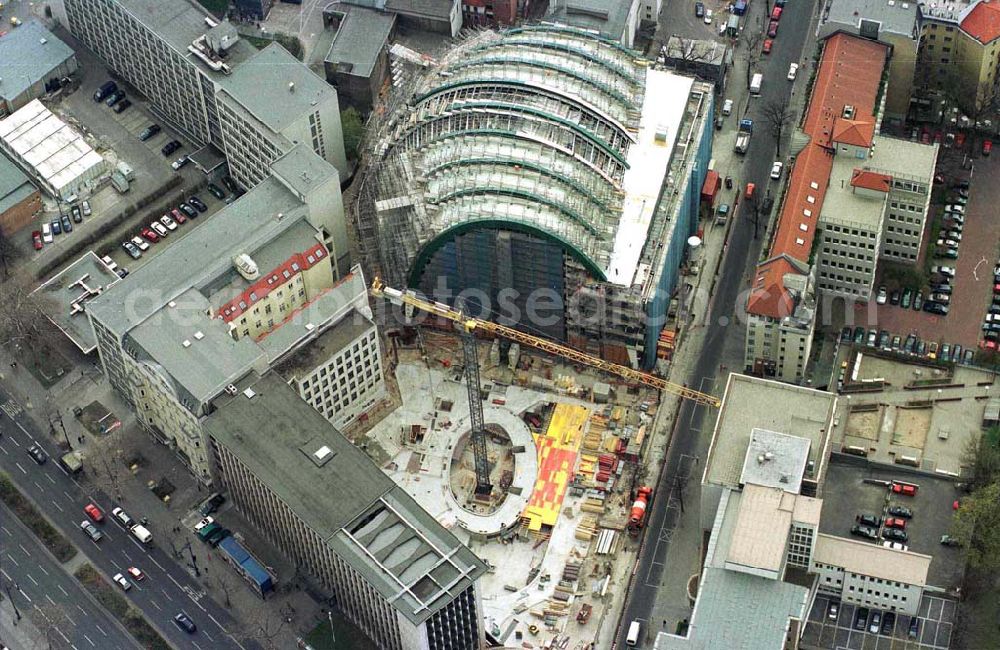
[{"xmin": 356, "ymin": 330, "xmax": 664, "ymax": 648}]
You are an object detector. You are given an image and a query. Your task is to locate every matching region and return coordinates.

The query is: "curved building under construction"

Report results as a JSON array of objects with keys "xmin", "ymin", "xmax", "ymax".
[{"xmin": 356, "ymin": 25, "xmax": 715, "ymax": 369}]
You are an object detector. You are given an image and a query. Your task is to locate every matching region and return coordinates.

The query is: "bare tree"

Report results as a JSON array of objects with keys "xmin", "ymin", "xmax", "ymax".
[
  {"xmin": 0, "ymin": 277, "xmax": 62, "ymax": 353},
  {"xmin": 741, "ymin": 18, "xmax": 765, "ymax": 90},
  {"xmin": 84, "ymin": 424, "xmax": 136, "ymax": 504},
  {"xmin": 31, "ymin": 603, "xmax": 73, "ymax": 650},
  {"xmin": 661, "ymin": 35, "xmax": 721, "ymax": 77},
  {"xmin": 0, "ymin": 229, "xmax": 21, "ymax": 279},
  {"xmin": 760, "ymin": 98, "xmax": 795, "ymax": 154},
  {"xmin": 215, "ymin": 573, "xmax": 235, "ymax": 608},
  {"xmin": 240, "ymin": 602, "xmax": 290, "ymax": 650}
]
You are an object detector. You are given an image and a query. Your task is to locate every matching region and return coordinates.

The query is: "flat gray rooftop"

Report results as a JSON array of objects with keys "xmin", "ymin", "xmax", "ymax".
[
  {"xmin": 273, "ymin": 308, "xmax": 373, "ymax": 377},
  {"xmin": 205, "ymin": 372, "xmax": 487, "ymax": 624},
  {"xmin": 325, "ymin": 7, "xmax": 395, "ymax": 79},
  {"xmin": 217, "ymin": 43, "xmax": 340, "ymax": 133},
  {"xmin": 0, "ymin": 20, "xmax": 76, "ymax": 101},
  {"xmin": 823, "ymin": 0, "xmax": 919, "ymax": 36},
  {"xmin": 87, "ymin": 175, "xmax": 308, "ymax": 336},
  {"xmin": 270, "ymin": 143, "xmax": 340, "ymax": 197},
  {"xmin": 547, "ymin": 0, "xmax": 634, "ymax": 42},
  {"xmin": 740, "ymin": 429, "xmax": 811, "ymax": 494},
  {"xmin": 115, "ymin": 0, "xmax": 257, "ymax": 72},
  {"xmin": 705, "ymin": 374, "xmax": 836, "ymax": 489},
  {"xmin": 36, "ymin": 251, "xmax": 120, "ymax": 353}
]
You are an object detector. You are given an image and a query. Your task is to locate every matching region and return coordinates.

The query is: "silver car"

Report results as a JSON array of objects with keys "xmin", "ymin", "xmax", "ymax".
[{"xmin": 80, "ymin": 520, "xmax": 103, "ymax": 542}]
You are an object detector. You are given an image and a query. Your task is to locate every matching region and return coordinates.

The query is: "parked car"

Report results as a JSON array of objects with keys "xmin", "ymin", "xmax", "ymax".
[
  {"xmin": 160, "ymin": 215, "xmax": 178, "ymax": 231},
  {"xmin": 983, "ymin": 139, "xmax": 993, "ymax": 156},
  {"xmin": 188, "ymin": 195, "xmax": 207, "ymax": 212},
  {"xmin": 890, "ymin": 289, "xmax": 901, "ymax": 305},
  {"xmin": 850, "ymin": 525, "xmax": 878, "ymax": 540},
  {"xmin": 138, "ymin": 124, "xmax": 161, "ymax": 141},
  {"xmin": 768, "ymin": 19, "xmax": 778, "ymax": 37},
  {"xmin": 32, "ymin": 230, "xmax": 43, "ymax": 250},
  {"xmin": 140, "ymin": 227, "xmax": 160, "ymax": 243},
  {"xmin": 200, "ymin": 492, "xmax": 226, "ymax": 516},
  {"xmin": 884, "ymin": 517, "xmax": 906, "ymax": 529},
  {"xmin": 694, "ymin": 1, "xmax": 704, "ymax": 16},
  {"xmin": 113, "ymin": 573, "xmax": 132, "ymax": 591},
  {"xmin": 891, "ymin": 335, "xmax": 901, "ymax": 350},
  {"xmin": 854, "ymin": 326, "xmax": 865, "ymax": 344},
  {"xmin": 762, "ymin": 39, "xmax": 773, "ymax": 54},
  {"xmin": 909, "ymin": 617, "xmax": 920, "ymax": 638},
  {"xmin": 121, "ymin": 241, "xmax": 142, "ymax": 260},
  {"xmin": 207, "ymin": 183, "xmax": 226, "ymax": 200},
  {"xmin": 104, "ymin": 90, "xmax": 124, "ymax": 107},
  {"xmin": 901, "ymin": 289, "xmax": 912, "ymax": 309},
  {"xmin": 41, "ymin": 223, "xmax": 53, "ymax": 244},
  {"xmin": 703, "ymin": 8, "xmax": 712, "ymax": 24},
  {"xmin": 770, "ymin": 161, "xmax": 784, "ymax": 179},
  {"xmin": 171, "ymin": 155, "xmax": 190, "ymax": 171},
  {"xmin": 131, "ymin": 236, "xmax": 150, "ymax": 251},
  {"xmin": 179, "ymin": 203, "xmax": 197, "ymax": 218},
  {"xmin": 27, "ymin": 444, "xmax": 47, "ymax": 464},
  {"xmin": 71, "ymin": 205, "xmax": 82, "ymax": 223},
  {"xmin": 100, "ymin": 255, "xmax": 118, "ymax": 272},
  {"xmin": 867, "ymin": 329, "xmax": 877, "ymax": 346},
  {"xmin": 840, "ymin": 327, "xmax": 852, "ymax": 343},
  {"xmin": 936, "ymin": 238, "xmax": 959, "ymax": 249},
  {"xmin": 964, "ymin": 349, "xmax": 975, "ymax": 364},
  {"xmin": 161, "ymin": 140, "xmax": 181, "ymax": 157},
  {"xmin": 876, "ymin": 285, "xmax": 887, "ymax": 304},
  {"xmin": 827, "ymin": 601, "xmax": 839, "ymax": 621},
  {"xmin": 787, "ymin": 62, "xmax": 798, "ymax": 80},
  {"xmin": 930, "ymin": 293, "xmax": 951, "ymax": 304},
  {"xmin": 61, "ymin": 214, "xmax": 72, "ymax": 233},
  {"xmin": 170, "ymin": 208, "xmax": 187, "ymax": 224},
  {"xmin": 854, "ymin": 607, "xmax": 869, "ymax": 630},
  {"xmin": 869, "ymin": 611, "xmax": 882, "ymax": 634},
  {"xmin": 150, "ymin": 222, "xmax": 168, "ymax": 237},
  {"xmin": 194, "ymin": 516, "xmax": 215, "ymax": 532},
  {"xmin": 113, "ymin": 99, "xmax": 132, "ymax": 113},
  {"xmin": 877, "ymin": 330, "xmax": 890, "ymax": 348},
  {"xmin": 882, "ymin": 528, "xmax": 908, "ymax": 542},
  {"xmin": 941, "ymin": 343, "xmax": 952, "ymax": 361},
  {"xmin": 892, "ymin": 483, "xmax": 917, "ymax": 496},
  {"xmin": 931, "ymin": 265, "xmax": 955, "ymax": 278},
  {"xmin": 940, "ymin": 534, "xmax": 961, "ymax": 547},
  {"xmin": 887, "ymin": 505, "xmax": 912, "ymax": 518},
  {"xmin": 913, "ymin": 292, "xmax": 923, "ymax": 310},
  {"xmin": 857, "ymin": 513, "xmax": 881, "ymax": 527},
  {"xmin": 80, "ymin": 520, "xmax": 103, "ymax": 542},
  {"xmin": 936, "ymin": 248, "xmax": 959, "ymax": 259},
  {"xmin": 944, "ymin": 204, "xmax": 965, "ymax": 214}
]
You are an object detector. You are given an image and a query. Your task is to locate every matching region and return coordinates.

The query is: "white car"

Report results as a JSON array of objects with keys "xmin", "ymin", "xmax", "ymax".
[
  {"xmin": 82, "ymin": 200, "xmax": 92, "ymax": 216},
  {"xmin": 931, "ymin": 265, "xmax": 956, "ymax": 277},
  {"xmin": 876, "ymin": 286, "xmax": 887, "ymax": 304},
  {"xmin": 770, "ymin": 161, "xmax": 784, "ymax": 179},
  {"xmin": 100, "ymin": 255, "xmax": 118, "ymax": 272},
  {"xmin": 150, "ymin": 221, "xmax": 168, "ymax": 237},
  {"xmin": 704, "ymin": 8, "xmax": 712, "ymax": 23},
  {"xmin": 160, "ymin": 215, "xmax": 178, "ymax": 231},
  {"xmin": 194, "ymin": 516, "xmax": 214, "ymax": 532},
  {"xmin": 944, "ymin": 204, "xmax": 965, "ymax": 214},
  {"xmin": 42, "ymin": 223, "xmax": 53, "ymax": 244},
  {"xmin": 171, "ymin": 156, "xmax": 190, "ymax": 171},
  {"xmin": 131, "ymin": 235, "xmax": 150, "ymax": 251},
  {"xmin": 113, "ymin": 573, "xmax": 132, "ymax": 591},
  {"xmin": 722, "ymin": 99, "xmax": 734, "ymax": 116},
  {"xmin": 787, "ymin": 63, "xmax": 799, "ymax": 81}
]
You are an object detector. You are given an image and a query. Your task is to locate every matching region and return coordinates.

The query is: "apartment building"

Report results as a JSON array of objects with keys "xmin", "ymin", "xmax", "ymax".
[
  {"xmin": 86, "ymin": 147, "xmax": 373, "ymax": 483},
  {"xmin": 919, "ymin": 0, "xmax": 1000, "ymax": 115},
  {"xmin": 206, "ymin": 372, "xmax": 487, "ymax": 650},
  {"xmin": 59, "ymin": 0, "xmax": 347, "ymax": 184},
  {"xmin": 744, "ymin": 269, "xmax": 816, "ymax": 381},
  {"xmin": 820, "ymin": 0, "xmax": 919, "ymax": 123},
  {"xmin": 812, "ymin": 534, "xmax": 930, "ymax": 616}
]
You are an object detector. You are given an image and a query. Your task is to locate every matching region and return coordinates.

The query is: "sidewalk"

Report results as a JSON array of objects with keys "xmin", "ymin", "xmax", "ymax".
[{"xmin": 0, "ymin": 595, "xmax": 45, "ymax": 650}]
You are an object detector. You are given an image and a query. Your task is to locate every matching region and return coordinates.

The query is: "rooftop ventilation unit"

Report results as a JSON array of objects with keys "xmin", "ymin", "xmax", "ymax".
[
  {"xmin": 194, "ymin": 331, "xmax": 205, "ymax": 340},
  {"xmin": 232, "ymin": 253, "xmax": 260, "ymax": 281},
  {"xmin": 243, "ymin": 388, "xmax": 256, "ymax": 399},
  {"xmin": 182, "ymin": 340, "xmax": 191, "ymax": 348},
  {"xmin": 225, "ymin": 384, "xmax": 239, "ymax": 396}
]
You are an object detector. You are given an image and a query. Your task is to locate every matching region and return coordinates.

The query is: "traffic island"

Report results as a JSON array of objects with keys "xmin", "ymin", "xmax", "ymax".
[
  {"xmin": 74, "ymin": 563, "xmax": 170, "ymax": 650},
  {"xmin": 0, "ymin": 473, "xmax": 76, "ymax": 562}
]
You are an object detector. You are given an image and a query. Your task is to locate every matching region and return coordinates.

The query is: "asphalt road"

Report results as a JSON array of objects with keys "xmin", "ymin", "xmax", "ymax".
[
  {"xmin": 0, "ymin": 386, "xmax": 257, "ymax": 650},
  {"xmin": 616, "ymin": 0, "xmax": 817, "ymax": 645},
  {"xmin": 0, "ymin": 501, "xmax": 139, "ymax": 650}
]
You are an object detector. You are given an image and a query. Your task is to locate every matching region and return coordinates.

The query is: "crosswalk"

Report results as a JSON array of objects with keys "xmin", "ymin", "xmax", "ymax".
[{"xmin": 1, "ymin": 399, "xmax": 23, "ymax": 419}]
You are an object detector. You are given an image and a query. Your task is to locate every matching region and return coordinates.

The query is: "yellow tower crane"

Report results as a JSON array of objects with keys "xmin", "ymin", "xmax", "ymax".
[{"xmin": 370, "ymin": 278, "xmax": 721, "ymax": 408}]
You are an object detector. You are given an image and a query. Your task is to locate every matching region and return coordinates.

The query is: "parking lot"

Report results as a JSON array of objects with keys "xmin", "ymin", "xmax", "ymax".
[
  {"xmin": 871, "ymin": 150, "xmax": 1000, "ymax": 353},
  {"xmin": 802, "ymin": 593, "xmax": 955, "ymax": 649},
  {"xmin": 819, "ymin": 462, "xmax": 967, "ymax": 590},
  {"xmin": 16, "ymin": 27, "xmax": 220, "ymax": 269}
]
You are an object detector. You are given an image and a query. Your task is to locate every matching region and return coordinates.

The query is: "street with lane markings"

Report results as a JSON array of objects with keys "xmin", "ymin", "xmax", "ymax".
[{"xmin": 0, "ymin": 384, "xmax": 259, "ymax": 650}]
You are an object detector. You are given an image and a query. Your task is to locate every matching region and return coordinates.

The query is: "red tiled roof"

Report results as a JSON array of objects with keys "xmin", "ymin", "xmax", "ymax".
[
  {"xmin": 832, "ymin": 117, "xmax": 875, "ymax": 148},
  {"xmin": 850, "ymin": 169, "xmax": 892, "ymax": 192},
  {"xmin": 962, "ymin": 0, "xmax": 1000, "ymax": 44},
  {"xmin": 218, "ymin": 242, "xmax": 329, "ymax": 323},
  {"xmin": 746, "ymin": 33, "xmax": 888, "ymax": 319}
]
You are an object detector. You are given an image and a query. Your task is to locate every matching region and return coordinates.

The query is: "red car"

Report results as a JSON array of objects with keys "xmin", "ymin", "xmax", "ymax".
[
  {"xmin": 884, "ymin": 517, "xmax": 907, "ymax": 529},
  {"xmin": 955, "ymin": 132, "xmax": 966, "ymax": 147},
  {"xmin": 768, "ymin": 20, "xmax": 779, "ymax": 37},
  {"xmin": 141, "ymin": 227, "xmax": 159, "ymax": 243},
  {"xmin": 983, "ymin": 139, "xmax": 992, "ymax": 156},
  {"xmin": 891, "ymin": 483, "xmax": 917, "ymax": 496},
  {"xmin": 84, "ymin": 503, "xmax": 104, "ymax": 523},
  {"xmin": 994, "ymin": 283, "xmax": 1000, "ymax": 294},
  {"xmin": 921, "ymin": 131, "xmax": 931, "ymax": 144},
  {"xmin": 762, "ymin": 39, "xmax": 773, "ymax": 54},
  {"xmin": 982, "ymin": 339, "xmax": 998, "ymax": 351},
  {"xmin": 771, "ymin": 5, "xmax": 782, "ymax": 20},
  {"xmin": 31, "ymin": 230, "xmax": 43, "ymax": 250},
  {"xmin": 171, "ymin": 208, "xmax": 187, "ymax": 224}
]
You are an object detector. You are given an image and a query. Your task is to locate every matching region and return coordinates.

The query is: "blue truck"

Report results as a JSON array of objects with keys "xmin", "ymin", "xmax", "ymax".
[
  {"xmin": 218, "ymin": 536, "xmax": 273, "ymax": 598},
  {"xmin": 734, "ymin": 0, "xmax": 750, "ymax": 15}
]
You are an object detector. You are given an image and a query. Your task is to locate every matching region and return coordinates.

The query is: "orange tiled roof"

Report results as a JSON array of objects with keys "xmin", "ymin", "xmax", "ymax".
[
  {"xmin": 850, "ymin": 169, "xmax": 892, "ymax": 192},
  {"xmin": 746, "ymin": 33, "xmax": 888, "ymax": 319},
  {"xmin": 832, "ymin": 118, "xmax": 875, "ymax": 148},
  {"xmin": 962, "ymin": 0, "xmax": 1000, "ymax": 44}
]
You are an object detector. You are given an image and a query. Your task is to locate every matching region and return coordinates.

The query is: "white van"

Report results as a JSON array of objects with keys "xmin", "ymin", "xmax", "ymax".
[
  {"xmin": 750, "ymin": 73, "xmax": 763, "ymax": 95},
  {"xmin": 626, "ymin": 620, "xmax": 641, "ymax": 646},
  {"xmin": 130, "ymin": 524, "xmax": 152, "ymax": 544},
  {"xmin": 42, "ymin": 223, "xmax": 53, "ymax": 243}
]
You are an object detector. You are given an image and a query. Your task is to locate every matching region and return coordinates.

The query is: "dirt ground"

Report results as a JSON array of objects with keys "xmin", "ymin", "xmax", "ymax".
[{"xmin": 893, "ymin": 406, "xmax": 932, "ymax": 448}]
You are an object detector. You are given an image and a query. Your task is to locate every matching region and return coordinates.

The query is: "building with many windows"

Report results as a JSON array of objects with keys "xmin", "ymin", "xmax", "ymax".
[
  {"xmin": 86, "ymin": 146, "xmax": 365, "ymax": 483},
  {"xmin": 205, "ymin": 372, "xmax": 486, "ymax": 650},
  {"xmin": 57, "ymin": 0, "xmax": 347, "ymax": 185}
]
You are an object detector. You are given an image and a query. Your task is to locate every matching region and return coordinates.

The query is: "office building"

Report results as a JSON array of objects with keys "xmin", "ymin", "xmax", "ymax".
[
  {"xmin": 358, "ymin": 25, "xmax": 715, "ymax": 370},
  {"xmin": 86, "ymin": 146, "xmax": 369, "ymax": 483},
  {"xmin": 59, "ymin": 0, "xmax": 347, "ymax": 184},
  {"xmin": 0, "ymin": 20, "xmax": 78, "ymax": 118},
  {"xmin": 545, "ymin": 0, "xmax": 644, "ymax": 48},
  {"xmin": 206, "ymin": 372, "xmax": 487, "ymax": 650},
  {"xmin": 323, "ymin": 6, "xmax": 396, "ymax": 111}
]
